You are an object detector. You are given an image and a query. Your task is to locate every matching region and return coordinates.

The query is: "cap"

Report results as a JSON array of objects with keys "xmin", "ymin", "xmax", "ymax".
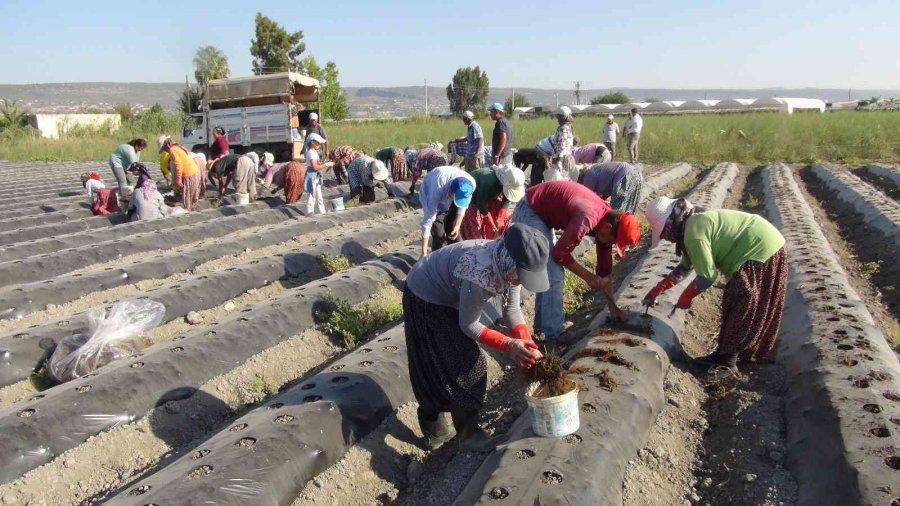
[
  {"xmin": 557, "ymin": 106, "xmax": 572, "ymax": 117},
  {"xmin": 309, "ymin": 112, "xmax": 318, "ymax": 120},
  {"xmin": 463, "ymin": 110, "xmax": 475, "ymax": 119},
  {"xmin": 495, "ymin": 165, "xmax": 525, "ymax": 203},
  {"xmin": 157, "ymin": 134, "xmax": 170, "ymax": 152},
  {"xmin": 486, "ymin": 103, "xmax": 504, "ymax": 112},
  {"xmin": 608, "ymin": 114, "xmax": 615, "ymax": 120},
  {"xmin": 504, "ymin": 223, "xmax": 550, "ymax": 293},
  {"xmin": 450, "ymin": 177, "xmax": 474, "ymax": 208},
  {"xmin": 644, "ymin": 197, "xmax": 678, "ymax": 247},
  {"xmin": 615, "ymin": 213, "xmax": 642, "ymax": 258},
  {"xmin": 307, "ymin": 133, "xmax": 326, "ymax": 144},
  {"xmin": 263, "ymin": 152, "xmax": 275, "ymax": 165},
  {"xmin": 370, "ymin": 160, "xmax": 389, "ymax": 181}
]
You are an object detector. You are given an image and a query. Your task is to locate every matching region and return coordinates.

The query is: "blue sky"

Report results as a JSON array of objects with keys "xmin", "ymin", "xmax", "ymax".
[{"xmin": 1, "ymin": 0, "xmax": 897, "ymax": 89}]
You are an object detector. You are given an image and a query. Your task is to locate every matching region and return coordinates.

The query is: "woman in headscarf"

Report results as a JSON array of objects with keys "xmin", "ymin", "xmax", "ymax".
[
  {"xmin": 642, "ymin": 197, "xmax": 788, "ymax": 379},
  {"xmin": 108, "ymin": 138, "xmax": 147, "ymax": 196},
  {"xmin": 305, "ymin": 133, "xmax": 328, "ymax": 214},
  {"xmin": 572, "ymin": 143, "xmax": 612, "ymax": 165},
  {"xmin": 577, "ymin": 161, "xmax": 644, "ymax": 213},
  {"xmin": 375, "ymin": 146, "xmax": 409, "ymax": 181},
  {"xmin": 261, "ymin": 160, "xmax": 307, "ymax": 204},
  {"xmin": 80, "ymin": 172, "xmax": 105, "ymax": 204},
  {"xmin": 546, "ymin": 107, "xmax": 577, "ymax": 182},
  {"xmin": 233, "ymin": 152, "xmax": 259, "ymax": 201},
  {"xmin": 408, "ymin": 147, "xmax": 448, "ymax": 195},
  {"xmin": 346, "ymin": 155, "xmax": 390, "ymax": 204},
  {"xmin": 404, "ymin": 223, "xmax": 547, "ymax": 451},
  {"xmin": 328, "ymin": 145, "xmax": 361, "ymax": 185},
  {"xmin": 160, "ymin": 137, "xmax": 202, "ymax": 211},
  {"xmin": 209, "ymin": 127, "xmax": 229, "ymax": 161},
  {"xmin": 126, "ymin": 163, "xmax": 168, "ymax": 221},
  {"xmin": 460, "ymin": 165, "xmax": 526, "ymax": 241}
]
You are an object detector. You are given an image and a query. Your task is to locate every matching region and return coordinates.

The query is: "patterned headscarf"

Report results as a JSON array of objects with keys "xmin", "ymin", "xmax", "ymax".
[
  {"xmin": 129, "ymin": 163, "xmax": 156, "ymax": 199},
  {"xmin": 662, "ymin": 199, "xmax": 706, "ymax": 256},
  {"xmin": 453, "ymin": 238, "xmax": 518, "ymax": 296}
]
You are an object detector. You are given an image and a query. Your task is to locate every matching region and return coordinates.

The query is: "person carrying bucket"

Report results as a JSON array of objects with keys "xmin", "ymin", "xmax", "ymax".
[{"xmin": 404, "ymin": 223, "xmax": 548, "ymax": 451}]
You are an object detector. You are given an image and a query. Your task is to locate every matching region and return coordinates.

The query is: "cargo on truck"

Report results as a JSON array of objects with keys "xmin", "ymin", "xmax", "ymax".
[{"xmin": 181, "ymin": 72, "xmax": 320, "ymax": 162}]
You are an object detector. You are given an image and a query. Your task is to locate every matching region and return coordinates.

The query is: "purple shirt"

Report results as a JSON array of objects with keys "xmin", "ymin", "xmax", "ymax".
[
  {"xmin": 572, "ymin": 143, "xmax": 606, "ymax": 164},
  {"xmin": 579, "ymin": 162, "xmax": 636, "ymax": 198}
]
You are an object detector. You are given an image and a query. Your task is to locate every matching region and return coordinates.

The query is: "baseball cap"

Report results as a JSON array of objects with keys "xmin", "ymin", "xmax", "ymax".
[
  {"xmin": 309, "ymin": 112, "xmax": 319, "ymax": 120},
  {"xmin": 486, "ymin": 103, "xmax": 504, "ymax": 112},
  {"xmin": 615, "ymin": 213, "xmax": 642, "ymax": 258},
  {"xmin": 450, "ymin": 178, "xmax": 474, "ymax": 208},
  {"xmin": 504, "ymin": 223, "xmax": 550, "ymax": 293},
  {"xmin": 608, "ymin": 114, "xmax": 615, "ymax": 119},
  {"xmin": 495, "ymin": 165, "xmax": 525, "ymax": 203},
  {"xmin": 370, "ymin": 160, "xmax": 389, "ymax": 181},
  {"xmin": 463, "ymin": 110, "xmax": 475, "ymax": 119}
]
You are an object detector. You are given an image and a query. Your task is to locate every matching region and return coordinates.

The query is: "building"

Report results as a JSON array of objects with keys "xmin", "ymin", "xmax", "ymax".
[{"xmin": 27, "ymin": 113, "xmax": 121, "ymax": 139}]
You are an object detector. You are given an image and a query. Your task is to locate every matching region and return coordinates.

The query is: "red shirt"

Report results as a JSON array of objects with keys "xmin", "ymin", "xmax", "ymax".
[
  {"xmin": 525, "ymin": 181, "xmax": 613, "ymax": 276},
  {"xmin": 211, "ymin": 136, "xmax": 229, "ymax": 159}
]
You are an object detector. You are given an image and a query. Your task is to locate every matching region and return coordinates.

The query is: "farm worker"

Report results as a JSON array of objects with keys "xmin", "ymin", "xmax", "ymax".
[
  {"xmin": 543, "ymin": 107, "xmax": 577, "ymax": 182},
  {"xmin": 447, "ymin": 138, "xmax": 468, "ymax": 166},
  {"xmin": 419, "ymin": 166, "xmax": 476, "ymax": 257},
  {"xmin": 624, "ymin": 108, "xmax": 643, "ymax": 163},
  {"xmin": 210, "ymin": 127, "xmax": 229, "ymax": 160},
  {"xmin": 304, "ymin": 133, "xmax": 328, "ymax": 215},
  {"xmin": 376, "ymin": 147, "xmax": 409, "ymax": 181},
  {"xmin": 261, "ymin": 161, "xmax": 306, "ymax": 204},
  {"xmin": 126, "ymin": 163, "xmax": 168, "ymax": 221},
  {"xmin": 303, "ymin": 112, "xmax": 328, "ymax": 155},
  {"xmin": 453, "ymin": 110, "xmax": 484, "ymax": 171},
  {"xmin": 80, "ymin": 172, "xmax": 105, "ymax": 204},
  {"xmin": 642, "ymin": 198, "xmax": 787, "ymax": 379},
  {"xmin": 460, "ymin": 165, "xmax": 526, "ymax": 241},
  {"xmin": 572, "ymin": 143, "xmax": 612, "ymax": 165},
  {"xmin": 512, "ymin": 181, "xmax": 642, "ymax": 342},
  {"xmin": 328, "ymin": 145, "xmax": 361, "ymax": 185},
  {"xmin": 160, "ymin": 136, "xmax": 202, "ymax": 211},
  {"xmin": 604, "ymin": 115, "xmax": 620, "ymax": 159},
  {"xmin": 404, "ymin": 223, "xmax": 547, "ymax": 450},
  {"xmin": 108, "ymin": 138, "xmax": 147, "ymax": 197},
  {"xmin": 577, "ymin": 162, "xmax": 645, "ymax": 213},
  {"xmin": 407, "ymin": 147, "xmax": 448, "ymax": 195},
  {"xmin": 233, "ymin": 152, "xmax": 259, "ymax": 201},
  {"xmin": 207, "ymin": 154, "xmax": 241, "ymax": 195},
  {"xmin": 347, "ymin": 155, "xmax": 390, "ymax": 204},
  {"xmin": 487, "ymin": 103, "xmax": 513, "ymax": 166},
  {"xmin": 157, "ymin": 135, "xmax": 175, "ymax": 188}
]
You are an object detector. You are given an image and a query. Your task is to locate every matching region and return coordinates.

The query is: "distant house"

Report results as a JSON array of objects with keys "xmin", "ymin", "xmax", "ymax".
[{"xmin": 26, "ymin": 113, "xmax": 121, "ymax": 139}]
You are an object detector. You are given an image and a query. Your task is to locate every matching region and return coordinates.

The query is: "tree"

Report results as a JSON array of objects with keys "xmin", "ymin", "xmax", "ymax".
[
  {"xmin": 178, "ymin": 86, "xmax": 203, "ymax": 115},
  {"xmin": 113, "ymin": 103, "xmax": 134, "ymax": 124},
  {"xmin": 590, "ymin": 92, "xmax": 630, "ymax": 104},
  {"xmin": 301, "ymin": 55, "xmax": 322, "ymax": 80},
  {"xmin": 0, "ymin": 99, "xmax": 30, "ymax": 129},
  {"xmin": 320, "ymin": 61, "xmax": 349, "ymax": 121},
  {"xmin": 504, "ymin": 92, "xmax": 531, "ymax": 113},
  {"xmin": 644, "ymin": 97, "xmax": 660, "ymax": 103},
  {"xmin": 250, "ymin": 13, "xmax": 307, "ymax": 75},
  {"xmin": 193, "ymin": 46, "xmax": 230, "ymax": 86},
  {"xmin": 446, "ymin": 66, "xmax": 490, "ymax": 116}
]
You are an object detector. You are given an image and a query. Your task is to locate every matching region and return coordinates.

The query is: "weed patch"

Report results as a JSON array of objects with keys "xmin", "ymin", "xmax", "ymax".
[
  {"xmin": 317, "ymin": 253, "xmax": 353, "ymax": 274},
  {"xmin": 314, "ymin": 288, "xmax": 402, "ymax": 348}
]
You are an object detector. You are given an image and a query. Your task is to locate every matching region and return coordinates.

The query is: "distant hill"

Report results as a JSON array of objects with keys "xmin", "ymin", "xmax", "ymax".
[{"xmin": 2, "ymin": 82, "xmax": 897, "ymax": 118}]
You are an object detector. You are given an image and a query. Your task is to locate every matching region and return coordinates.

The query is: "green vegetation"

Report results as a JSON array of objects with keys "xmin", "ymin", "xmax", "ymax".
[
  {"xmin": 591, "ymin": 92, "xmax": 630, "ymax": 104},
  {"xmin": 193, "ymin": 45, "xmax": 230, "ymax": 86},
  {"xmin": 563, "ymin": 269, "xmax": 592, "ymax": 314},
  {"xmin": 504, "ymin": 92, "xmax": 531, "ymax": 113},
  {"xmin": 315, "ymin": 288, "xmax": 403, "ymax": 349},
  {"xmin": 447, "ymin": 66, "xmax": 490, "ymax": 116},
  {"xmin": 303, "ymin": 56, "xmax": 350, "ymax": 121},
  {"xmin": 858, "ymin": 261, "xmax": 880, "ymax": 279},
  {"xmin": 317, "ymin": 253, "xmax": 353, "ymax": 274},
  {"xmin": 250, "ymin": 13, "xmax": 306, "ymax": 74}
]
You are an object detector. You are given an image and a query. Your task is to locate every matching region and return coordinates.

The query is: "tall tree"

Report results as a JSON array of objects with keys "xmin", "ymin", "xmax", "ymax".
[
  {"xmin": 249, "ymin": 13, "xmax": 307, "ymax": 75},
  {"xmin": 193, "ymin": 46, "xmax": 231, "ymax": 86},
  {"xmin": 178, "ymin": 86, "xmax": 203, "ymax": 115},
  {"xmin": 591, "ymin": 92, "xmax": 630, "ymax": 104},
  {"xmin": 446, "ymin": 66, "xmax": 490, "ymax": 116},
  {"xmin": 320, "ymin": 61, "xmax": 349, "ymax": 121},
  {"xmin": 301, "ymin": 55, "xmax": 322, "ymax": 79},
  {"xmin": 0, "ymin": 99, "xmax": 29, "ymax": 129},
  {"xmin": 504, "ymin": 92, "xmax": 531, "ymax": 113}
]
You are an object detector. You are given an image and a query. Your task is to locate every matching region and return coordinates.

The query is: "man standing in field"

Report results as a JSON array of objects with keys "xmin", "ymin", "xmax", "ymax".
[
  {"xmin": 624, "ymin": 108, "xmax": 643, "ymax": 163},
  {"xmin": 487, "ymin": 103, "xmax": 514, "ymax": 166},
  {"xmin": 303, "ymin": 112, "xmax": 328, "ymax": 156},
  {"xmin": 604, "ymin": 115, "xmax": 620, "ymax": 159},
  {"xmin": 455, "ymin": 111, "xmax": 484, "ymax": 171}
]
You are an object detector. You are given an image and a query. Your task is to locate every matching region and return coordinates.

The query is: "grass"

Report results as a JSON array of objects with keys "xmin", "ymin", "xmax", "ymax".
[
  {"xmin": 858, "ymin": 261, "xmax": 881, "ymax": 279},
  {"xmin": 317, "ymin": 253, "xmax": 353, "ymax": 274},
  {"xmin": 2, "ymin": 111, "xmax": 899, "ymax": 164},
  {"xmin": 314, "ymin": 287, "xmax": 403, "ymax": 349}
]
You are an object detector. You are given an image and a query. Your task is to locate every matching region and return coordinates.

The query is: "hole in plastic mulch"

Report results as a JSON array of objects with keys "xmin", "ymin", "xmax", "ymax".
[
  {"xmin": 275, "ymin": 414, "xmax": 294, "ymax": 424},
  {"xmin": 303, "ymin": 395, "xmax": 322, "ymax": 403},
  {"xmin": 191, "ymin": 449, "xmax": 210, "ymax": 459},
  {"xmin": 870, "ymin": 427, "xmax": 891, "ymax": 438},
  {"xmin": 515, "ymin": 449, "xmax": 536, "ymax": 459},
  {"xmin": 489, "ymin": 487, "xmax": 510, "ymax": 500},
  {"xmin": 331, "ymin": 364, "xmax": 346, "ymax": 371},
  {"xmin": 301, "ymin": 383, "xmax": 316, "ymax": 390},
  {"xmin": 564, "ymin": 434, "xmax": 583, "ymax": 444},
  {"xmin": 76, "ymin": 385, "xmax": 92, "ymax": 393},
  {"xmin": 883, "ymin": 391, "xmax": 900, "ymax": 402},
  {"xmin": 235, "ymin": 437, "xmax": 257, "ymax": 448},
  {"xmin": 126, "ymin": 485, "xmax": 151, "ymax": 496},
  {"xmin": 885, "ymin": 456, "xmax": 900, "ymax": 470},
  {"xmin": 268, "ymin": 403, "xmax": 284, "ymax": 410},
  {"xmin": 229, "ymin": 423, "xmax": 248, "ymax": 432},
  {"xmin": 170, "ymin": 346, "xmax": 184, "ymax": 352},
  {"xmin": 187, "ymin": 464, "xmax": 214, "ymax": 479},
  {"xmin": 331, "ymin": 376, "xmax": 350, "ymax": 384},
  {"xmin": 837, "ymin": 344, "xmax": 854, "ymax": 351},
  {"xmin": 359, "ymin": 361, "xmax": 374, "ymax": 367},
  {"xmin": 361, "ymin": 348, "xmax": 373, "ymax": 353},
  {"xmin": 383, "ymin": 345, "xmax": 398, "ymax": 352},
  {"xmin": 853, "ymin": 378, "xmax": 870, "ymax": 389},
  {"xmin": 131, "ymin": 362, "xmax": 144, "ymax": 368},
  {"xmin": 541, "ymin": 470, "xmax": 564, "ymax": 484},
  {"xmin": 863, "ymin": 403, "xmax": 882, "ymax": 414},
  {"xmin": 17, "ymin": 408, "xmax": 35, "ymax": 418}
]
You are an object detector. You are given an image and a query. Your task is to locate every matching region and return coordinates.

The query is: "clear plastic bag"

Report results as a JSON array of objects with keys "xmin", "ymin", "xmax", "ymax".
[{"xmin": 48, "ymin": 300, "xmax": 166, "ymax": 383}]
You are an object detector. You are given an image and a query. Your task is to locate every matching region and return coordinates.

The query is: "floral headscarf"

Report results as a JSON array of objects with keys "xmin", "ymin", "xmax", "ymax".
[
  {"xmin": 453, "ymin": 238, "xmax": 518, "ymax": 296},
  {"xmin": 662, "ymin": 199, "xmax": 706, "ymax": 256},
  {"xmin": 129, "ymin": 163, "xmax": 156, "ymax": 199}
]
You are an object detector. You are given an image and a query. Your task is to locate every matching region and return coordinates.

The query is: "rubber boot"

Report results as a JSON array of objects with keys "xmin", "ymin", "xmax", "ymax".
[
  {"xmin": 451, "ymin": 409, "xmax": 508, "ymax": 452},
  {"xmin": 417, "ymin": 409, "xmax": 454, "ymax": 450}
]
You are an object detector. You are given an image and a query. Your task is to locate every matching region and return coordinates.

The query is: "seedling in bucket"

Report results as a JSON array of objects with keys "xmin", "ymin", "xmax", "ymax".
[{"xmin": 524, "ymin": 353, "xmax": 582, "ymax": 437}]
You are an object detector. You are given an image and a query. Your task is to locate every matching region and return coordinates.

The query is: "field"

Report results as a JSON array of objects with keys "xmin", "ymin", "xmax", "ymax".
[
  {"xmin": 0, "ymin": 151, "xmax": 898, "ymax": 504},
  {"xmin": 2, "ymin": 110, "xmax": 900, "ymax": 165}
]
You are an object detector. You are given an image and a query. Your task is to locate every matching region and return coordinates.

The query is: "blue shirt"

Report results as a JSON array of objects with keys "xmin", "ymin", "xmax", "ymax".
[
  {"xmin": 419, "ymin": 166, "xmax": 476, "ymax": 239},
  {"xmin": 466, "ymin": 121, "xmax": 484, "ymax": 156},
  {"xmin": 492, "ymin": 117, "xmax": 513, "ymax": 159}
]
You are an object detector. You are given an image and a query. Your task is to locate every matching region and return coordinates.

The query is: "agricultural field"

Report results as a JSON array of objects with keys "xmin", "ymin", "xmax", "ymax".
[{"xmin": 0, "ymin": 152, "xmax": 898, "ymax": 505}]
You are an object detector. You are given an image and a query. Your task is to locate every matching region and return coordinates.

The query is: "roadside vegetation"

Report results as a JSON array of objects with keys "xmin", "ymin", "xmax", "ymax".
[{"xmin": 314, "ymin": 287, "xmax": 403, "ymax": 349}]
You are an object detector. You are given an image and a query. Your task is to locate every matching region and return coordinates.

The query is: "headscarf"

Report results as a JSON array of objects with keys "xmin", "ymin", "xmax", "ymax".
[
  {"xmin": 453, "ymin": 238, "xmax": 518, "ymax": 296},
  {"xmin": 662, "ymin": 199, "xmax": 706, "ymax": 256},
  {"xmin": 129, "ymin": 162, "xmax": 156, "ymax": 199}
]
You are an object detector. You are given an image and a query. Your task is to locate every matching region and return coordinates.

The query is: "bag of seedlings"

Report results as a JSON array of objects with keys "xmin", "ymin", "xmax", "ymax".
[{"xmin": 48, "ymin": 300, "xmax": 165, "ymax": 383}]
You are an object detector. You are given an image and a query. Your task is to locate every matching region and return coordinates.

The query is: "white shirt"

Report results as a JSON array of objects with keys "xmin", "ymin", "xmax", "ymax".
[
  {"xmin": 625, "ymin": 114, "xmax": 643, "ymax": 135},
  {"xmin": 603, "ymin": 121, "xmax": 620, "ymax": 143},
  {"xmin": 84, "ymin": 179, "xmax": 105, "ymax": 200},
  {"xmin": 306, "ymin": 149, "xmax": 320, "ymax": 171}
]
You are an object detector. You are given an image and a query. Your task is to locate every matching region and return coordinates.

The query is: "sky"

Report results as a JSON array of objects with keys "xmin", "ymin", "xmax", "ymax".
[{"xmin": 0, "ymin": 0, "xmax": 898, "ymax": 90}]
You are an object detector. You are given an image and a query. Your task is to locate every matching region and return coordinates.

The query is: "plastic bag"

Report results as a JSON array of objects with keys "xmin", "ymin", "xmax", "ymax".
[{"xmin": 48, "ymin": 300, "xmax": 165, "ymax": 383}]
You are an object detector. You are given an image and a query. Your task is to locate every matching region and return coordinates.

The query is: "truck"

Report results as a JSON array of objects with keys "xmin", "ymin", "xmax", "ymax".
[{"xmin": 180, "ymin": 72, "xmax": 320, "ymax": 162}]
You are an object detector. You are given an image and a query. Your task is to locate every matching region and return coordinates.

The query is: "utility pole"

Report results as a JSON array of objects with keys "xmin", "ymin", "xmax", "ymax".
[
  {"xmin": 512, "ymin": 88, "xmax": 516, "ymax": 111},
  {"xmin": 424, "ymin": 79, "xmax": 428, "ymax": 117},
  {"xmin": 574, "ymin": 81, "xmax": 582, "ymax": 105},
  {"xmin": 556, "ymin": 93, "xmax": 559, "ymax": 109}
]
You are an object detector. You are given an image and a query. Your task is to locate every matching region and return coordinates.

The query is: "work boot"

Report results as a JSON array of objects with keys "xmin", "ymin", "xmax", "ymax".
[
  {"xmin": 451, "ymin": 409, "xmax": 508, "ymax": 452},
  {"xmin": 417, "ymin": 409, "xmax": 454, "ymax": 450}
]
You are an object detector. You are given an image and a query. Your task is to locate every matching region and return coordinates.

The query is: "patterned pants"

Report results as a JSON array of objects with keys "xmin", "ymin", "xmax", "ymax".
[
  {"xmin": 283, "ymin": 162, "xmax": 306, "ymax": 204},
  {"xmin": 609, "ymin": 169, "xmax": 644, "ymax": 214},
  {"xmin": 181, "ymin": 172, "xmax": 202, "ymax": 211}
]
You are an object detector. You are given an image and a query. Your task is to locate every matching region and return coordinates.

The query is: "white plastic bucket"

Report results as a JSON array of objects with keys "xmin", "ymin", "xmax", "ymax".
[
  {"xmin": 234, "ymin": 193, "xmax": 250, "ymax": 206},
  {"xmin": 330, "ymin": 197, "xmax": 345, "ymax": 211},
  {"xmin": 525, "ymin": 382, "xmax": 580, "ymax": 437}
]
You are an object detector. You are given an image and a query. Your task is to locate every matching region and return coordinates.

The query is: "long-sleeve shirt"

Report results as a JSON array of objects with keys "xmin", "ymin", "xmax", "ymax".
[
  {"xmin": 84, "ymin": 179, "xmax": 105, "ymax": 199},
  {"xmin": 263, "ymin": 162, "xmax": 291, "ymax": 188},
  {"xmin": 579, "ymin": 162, "xmax": 636, "ymax": 198},
  {"xmin": 552, "ymin": 123, "xmax": 575, "ymax": 158},
  {"xmin": 210, "ymin": 136, "xmax": 229, "ymax": 159},
  {"xmin": 158, "ymin": 152, "xmax": 172, "ymax": 180},
  {"xmin": 109, "ymin": 143, "xmax": 139, "ymax": 170},
  {"xmin": 525, "ymin": 181, "xmax": 613, "ymax": 276},
  {"xmin": 406, "ymin": 240, "xmax": 525, "ymax": 340},
  {"xmin": 678, "ymin": 210, "xmax": 785, "ymax": 281},
  {"xmin": 604, "ymin": 122, "xmax": 620, "ymax": 143},
  {"xmin": 469, "ymin": 167, "xmax": 510, "ymax": 215},
  {"xmin": 624, "ymin": 115, "xmax": 643, "ymax": 135},
  {"xmin": 419, "ymin": 166, "xmax": 476, "ymax": 239},
  {"xmin": 210, "ymin": 154, "xmax": 241, "ymax": 177},
  {"xmin": 347, "ymin": 155, "xmax": 377, "ymax": 190},
  {"xmin": 170, "ymin": 145, "xmax": 199, "ymax": 186},
  {"xmin": 572, "ymin": 143, "xmax": 607, "ymax": 164},
  {"xmin": 128, "ymin": 189, "xmax": 168, "ymax": 221}
]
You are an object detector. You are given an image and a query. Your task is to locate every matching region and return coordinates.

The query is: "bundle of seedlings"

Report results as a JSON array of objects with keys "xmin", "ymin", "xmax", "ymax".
[{"xmin": 525, "ymin": 352, "xmax": 586, "ymax": 397}]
